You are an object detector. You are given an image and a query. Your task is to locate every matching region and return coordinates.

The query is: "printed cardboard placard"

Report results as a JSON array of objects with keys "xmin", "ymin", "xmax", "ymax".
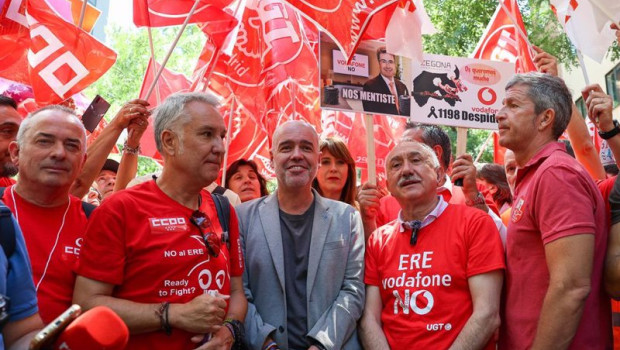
[{"xmin": 409, "ymin": 53, "xmax": 515, "ymax": 130}]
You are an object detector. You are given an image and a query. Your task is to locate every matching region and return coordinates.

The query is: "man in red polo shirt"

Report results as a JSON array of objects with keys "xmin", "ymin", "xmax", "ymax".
[
  {"xmin": 360, "ymin": 140, "xmax": 504, "ymax": 349},
  {"xmin": 74, "ymin": 92, "xmax": 247, "ymax": 350},
  {"xmin": 497, "ymin": 73, "xmax": 610, "ymax": 349}
]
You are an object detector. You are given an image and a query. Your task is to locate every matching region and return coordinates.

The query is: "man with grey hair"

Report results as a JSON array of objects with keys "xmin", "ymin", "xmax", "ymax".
[
  {"xmin": 360, "ymin": 140, "xmax": 504, "ymax": 349},
  {"xmin": 237, "ymin": 120, "xmax": 365, "ymax": 349},
  {"xmin": 74, "ymin": 92, "xmax": 248, "ymax": 349},
  {"xmin": 497, "ymin": 73, "xmax": 610, "ymax": 349},
  {"xmin": 0, "ymin": 105, "xmax": 90, "ymax": 324}
]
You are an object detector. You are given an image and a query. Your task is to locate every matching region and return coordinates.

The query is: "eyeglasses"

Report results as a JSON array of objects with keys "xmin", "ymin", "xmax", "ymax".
[
  {"xmin": 189, "ymin": 210, "xmax": 221, "ymax": 258},
  {"xmin": 379, "ymin": 59, "xmax": 395, "ymax": 65}
]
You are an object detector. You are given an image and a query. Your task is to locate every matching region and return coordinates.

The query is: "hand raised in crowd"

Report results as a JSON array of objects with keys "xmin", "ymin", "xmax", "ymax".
[
  {"xmin": 168, "ymin": 293, "xmax": 229, "ymax": 334},
  {"xmin": 582, "ymin": 84, "xmax": 614, "ymax": 129},
  {"xmin": 612, "ymin": 22, "xmax": 620, "ymax": 44},
  {"xmin": 532, "ymin": 45, "xmax": 558, "ymax": 76},
  {"xmin": 451, "ymin": 154, "xmax": 479, "ymax": 199},
  {"xmin": 110, "ymin": 99, "xmax": 151, "ymax": 131},
  {"xmin": 357, "ymin": 182, "xmax": 383, "ymax": 221},
  {"xmin": 126, "ymin": 114, "xmax": 149, "ymax": 148}
]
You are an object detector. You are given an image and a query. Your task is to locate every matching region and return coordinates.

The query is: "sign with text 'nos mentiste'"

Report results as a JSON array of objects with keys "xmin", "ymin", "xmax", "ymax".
[{"xmin": 409, "ymin": 53, "xmax": 515, "ymax": 130}]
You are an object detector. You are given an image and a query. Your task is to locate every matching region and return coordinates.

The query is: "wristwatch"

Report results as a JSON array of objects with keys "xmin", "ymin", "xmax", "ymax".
[
  {"xmin": 465, "ymin": 192, "xmax": 485, "ymax": 206},
  {"xmin": 598, "ymin": 120, "xmax": 620, "ymax": 140}
]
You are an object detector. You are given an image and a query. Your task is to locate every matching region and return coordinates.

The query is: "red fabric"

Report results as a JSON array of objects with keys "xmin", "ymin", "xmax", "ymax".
[
  {"xmin": 1, "ymin": 186, "xmax": 88, "ymax": 324},
  {"xmin": 493, "ymin": 132, "xmax": 506, "ymax": 164},
  {"xmin": 138, "ymin": 59, "xmax": 191, "ymax": 159},
  {"xmin": 132, "ymin": 0, "xmax": 234, "ymax": 27},
  {"xmin": 0, "ymin": 0, "xmax": 116, "ymax": 104},
  {"xmin": 77, "ymin": 180, "xmax": 243, "ymax": 350},
  {"xmin": 376, "ymin": 180, "xmax": 498, "ymax": 227},
  {"xmin": 365, "ymin": 205, "xmax": 505, "ymax": 349},
  {"xmin": 472, "ymin": 0, "xmax": 537, "ymax": 74},
  {"xmin": 499, "ymin": 142, "xmax": 611, "ymax": 350},
  {"xmin": 203, "ymin": 0, "xmax": 322, "ymax": 179},
  {"xmin": 284, "ymin": 0, "xmax": 400, "ymax": 61},
  {"xmin": 0, "ymin": 177, "xmax": 16, "ymax": 187}
]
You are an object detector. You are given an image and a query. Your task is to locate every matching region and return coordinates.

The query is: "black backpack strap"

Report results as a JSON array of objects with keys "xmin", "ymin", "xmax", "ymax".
[
  {"xmin": 0, "ymin": 187, "xmax": 5, "ymax": 198},
  {"xmin": 212, "ymin": 185, "xmax": 227, "ymax": 196},
  {"xmin": 211, "ymin": 193, "xmax": 231, "ymax": 249},
  {"xmin": 81, "ymin": 201, "xmax": 96, "ymax": 218},
  {"xmin": 0, "ymin": 201, "xmax": 16, "ymax": 259}
]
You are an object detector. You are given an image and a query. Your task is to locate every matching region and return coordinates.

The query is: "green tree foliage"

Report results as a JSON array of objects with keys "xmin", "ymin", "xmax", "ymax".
[
  {"xmin": 84, "ymin": 24, "xmax": 204, "ymax": 175},
  {"xmin": 423, "ymin": 0, "xmax": 620, "ymax": 67}
]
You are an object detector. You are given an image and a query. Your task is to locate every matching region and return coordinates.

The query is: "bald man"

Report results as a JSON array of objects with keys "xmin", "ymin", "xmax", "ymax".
[{"xmin": 237, "ymin": 121, "xmax": 365, "ymax": 350}]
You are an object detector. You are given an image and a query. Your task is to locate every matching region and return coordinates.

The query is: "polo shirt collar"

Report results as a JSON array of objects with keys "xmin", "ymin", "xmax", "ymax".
[{"xmin": 515, "ymin": 141, "xmax": 566, "ymax": 185}]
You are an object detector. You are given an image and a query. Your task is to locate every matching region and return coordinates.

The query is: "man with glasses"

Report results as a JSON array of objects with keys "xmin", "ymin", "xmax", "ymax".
[
  {"xmin": 362, "ymin": 47, "xmax": 409, "ymax": 116},
  {"xmin": 74, "ymin": 93, "xmax": 247, "ymax": 350},
  {"xmin": 237, "ymin": 120, "xmax": 365, "ymax": 350},
  {"xmin": 359, "ymin": 140, "xmax": 504, "ymax": 349}
]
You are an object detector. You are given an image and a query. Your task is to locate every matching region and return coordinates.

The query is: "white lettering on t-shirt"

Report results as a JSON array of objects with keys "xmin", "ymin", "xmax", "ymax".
[{"xmin": 398, "ymin": 251, "xmax": 434, "ymax": 270}]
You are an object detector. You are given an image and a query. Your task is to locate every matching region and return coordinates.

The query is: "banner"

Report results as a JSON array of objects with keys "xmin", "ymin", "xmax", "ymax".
[
  {"xmin": 133, "ymin": 0, "xmax": 235, "ymax": 27},
  {"xmin": 409, "ymin": 54, "xmax": 514, "ymax": 130}
]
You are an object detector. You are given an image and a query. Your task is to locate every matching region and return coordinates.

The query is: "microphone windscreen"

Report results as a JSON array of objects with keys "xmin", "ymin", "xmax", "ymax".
[{"xmin": 53, "ymin": 306, "xmax": 129, "ymax": 350}]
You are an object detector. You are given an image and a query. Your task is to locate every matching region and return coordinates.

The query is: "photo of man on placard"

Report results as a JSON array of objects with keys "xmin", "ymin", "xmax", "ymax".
[{"xmin": 362, "ymin": 46, "xmax": 409, "ymax": 116}]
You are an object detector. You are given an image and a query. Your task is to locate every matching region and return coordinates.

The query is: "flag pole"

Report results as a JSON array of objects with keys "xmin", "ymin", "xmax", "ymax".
[
  {"xmin": 77, "ymin": 0, "xmax": 88, "ymax": 29},
  {"xmin": 364, "ymin": 113, "xmax": 376, "ymax": 185},
  {"xmin": 221, "ymin": 94, "xmax": 235, "ymax": 188},
  {"xmin": 144, "ymin": 0, "xmax": 201, "ymax": 100},
  {"xmin": 475, "ymin": 131, "xmax": 494, "ymax": 163},
  {"xmin": 147, "ymin": 27, "xmax": 162, "ymax": 105}
]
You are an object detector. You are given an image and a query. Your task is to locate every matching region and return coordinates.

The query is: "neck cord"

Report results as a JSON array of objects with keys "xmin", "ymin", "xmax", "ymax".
[{"xmin": 11, "ymin": 186, "xmax": 71, "ymax": 291}]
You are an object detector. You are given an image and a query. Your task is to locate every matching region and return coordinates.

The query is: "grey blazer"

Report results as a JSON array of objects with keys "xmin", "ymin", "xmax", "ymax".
[{"xmin": 236, "ymin": 190, "xmax": 365, "ymax": 350}]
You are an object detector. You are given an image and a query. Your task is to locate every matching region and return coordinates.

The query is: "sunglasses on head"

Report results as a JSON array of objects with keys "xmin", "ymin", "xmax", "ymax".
[{"xmin": 189, "ymin": 210, "xmax": 221, "ymax": 258}]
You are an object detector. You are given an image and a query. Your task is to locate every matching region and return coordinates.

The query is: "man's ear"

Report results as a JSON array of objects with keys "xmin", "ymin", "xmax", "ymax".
[
  {"xmin": 432, "ymin": 145, "xmax": 443, "ymax": 167},
  {"xmin": 436, "ymin": 166, "xmax": 445, "ymax": 185},
  {"xmin": 160, "ymin": 130, "xmax": 178, "ymax": 156},
  {"xmin": 8, "ymin": 141, "xmax": 19, "ymax": 166},
  {"xmin": 538, "ymin": 108, "xmax": 555, "ymax": 133}
]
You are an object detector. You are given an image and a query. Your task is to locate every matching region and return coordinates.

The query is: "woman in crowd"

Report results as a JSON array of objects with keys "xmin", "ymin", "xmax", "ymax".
[
  {"xmin": 225, "ymin": 158, "xmax": 269, "ymax": 203},
  {"xmin": 312, "ymin": 137, "xmax": 358, "ymax": 209},
  {"xmin": 477, "ymin": 162, "xmax": 513, "ymax": 215}
]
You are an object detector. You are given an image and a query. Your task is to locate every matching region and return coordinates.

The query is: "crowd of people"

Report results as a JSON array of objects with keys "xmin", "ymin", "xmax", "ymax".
[{"xmin": 2, "ymin": 40, "xmax": 620, "ymax": 350}]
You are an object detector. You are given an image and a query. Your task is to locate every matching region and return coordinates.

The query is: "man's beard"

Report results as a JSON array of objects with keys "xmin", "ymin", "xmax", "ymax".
[{"xmin": 0, "ymin": 162, "xmax": 18, "ymax": 177}]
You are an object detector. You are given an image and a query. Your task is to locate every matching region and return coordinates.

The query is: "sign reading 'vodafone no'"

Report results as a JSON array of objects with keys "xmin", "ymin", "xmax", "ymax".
[
  {"xmin": 409, "ymin": 53, "xmax": 515, "ymax": 130},
  {"xmin": 332, "ymin": 50, "xmax": 369, "ymax": 77}
]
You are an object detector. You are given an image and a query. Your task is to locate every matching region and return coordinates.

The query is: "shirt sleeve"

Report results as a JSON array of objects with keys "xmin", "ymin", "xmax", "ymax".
[
  {"xmin": 465, "ymin": 213, "xmax": 505, "ymax": 278},
  {"xmin": 6, "ymin": 216, "xmax": 38, "ymax": 321},
  {"xmin": 535, "ymin": 166, "xmax": 600, "ymax": 244},
  {"xmin": 76, "ymin": 199, "xmax": 127, "ymax": 285}
]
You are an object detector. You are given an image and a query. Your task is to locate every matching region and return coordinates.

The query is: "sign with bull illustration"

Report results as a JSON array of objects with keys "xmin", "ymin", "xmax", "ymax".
[
  {"xmin": 319, "ymin": 33, "xmax": 515, "ymax": 130},
  {"xmin": 409, "ymin": 53, "xmax": 514, "ymax": 130}
]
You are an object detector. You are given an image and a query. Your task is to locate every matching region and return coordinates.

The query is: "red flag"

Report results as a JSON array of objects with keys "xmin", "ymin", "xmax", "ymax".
[
  {"xmin": 493, "ymin": 132, "xmax": 506, "ymax": 164},
  {"xmin": 133, "ymin": 0, "xmax": 235, "ymax": 27},
  {"xmin": 472, "ymin": 0, "xmax": 536, "ymax": 73},
  {"xmin": 138, "ymin": 58, "xmax": 191, "ymax": 159},
  {"xmin": 284, "ymin": 0, "xmax": 399, "ymax": 61},
  {"xmin": 0, "ymin": 0, "xmax": 116, "ymax": 105},
  {"xmin": 139, "ymin": 58, "xmax": 191, "ymax": 107}
]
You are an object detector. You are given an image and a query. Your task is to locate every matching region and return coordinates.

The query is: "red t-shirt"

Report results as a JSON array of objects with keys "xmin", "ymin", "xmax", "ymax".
[
  {"xmin": 365, "ymin": 204, "xmax": 505, "ymax": 349},
  {"xmin": 0, "ymin": 177, "xmax": 16, "ymax": 187},
  {"xmin": 499, "ymin": 142, "xmax": 611, "ymax": 350},
  {"xmin": 1, "ymin": 185, "xmax": 88, "ymax": 323},
  {"xmin": 77, "ymin": 180, "xmax": 244, "ymax": 350},
  {"xmin": 376, "ymin": 181, "xmax": 498, "ymax": 226}
]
